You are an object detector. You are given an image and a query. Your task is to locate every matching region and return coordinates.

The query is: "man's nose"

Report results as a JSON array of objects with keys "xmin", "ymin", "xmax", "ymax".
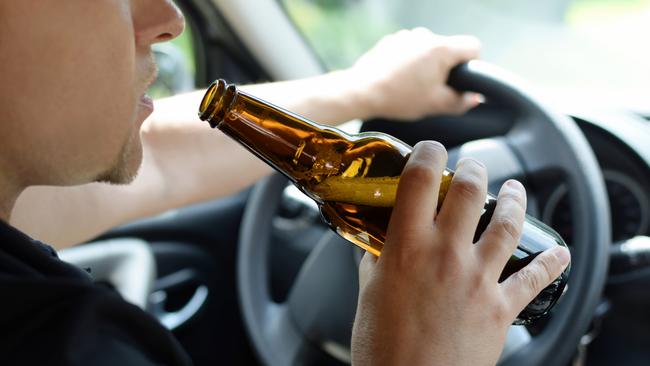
[{"xmin": 134, "ymin": 0, "xmax": 185, "ymax": 45}]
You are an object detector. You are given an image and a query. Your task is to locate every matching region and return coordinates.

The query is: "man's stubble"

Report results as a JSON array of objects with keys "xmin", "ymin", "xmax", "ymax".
[{"xmin": 96, "ymin": 126, "xmax": 143, "ymax": 185}]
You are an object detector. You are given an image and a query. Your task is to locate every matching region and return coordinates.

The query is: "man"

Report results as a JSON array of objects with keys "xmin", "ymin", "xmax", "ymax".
[{"xmin": 0, "ymin": 0, "xmax": 569, "ymax": 365}]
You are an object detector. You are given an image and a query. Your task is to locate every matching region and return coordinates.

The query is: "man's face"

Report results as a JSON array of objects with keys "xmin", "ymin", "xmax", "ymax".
[{"xmin": 0, "ymin": 0, "xmax": 184, "ymax": 187}]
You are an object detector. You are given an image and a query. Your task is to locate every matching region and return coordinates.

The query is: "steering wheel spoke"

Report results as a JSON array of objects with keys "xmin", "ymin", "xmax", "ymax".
[
  {"xmin": 261, "ymin": 303, "xmax": 311, "ymax": 366},
  {"xmin": 507, "ymin": 123, "xmax": 577, "ymax": 177},
  {"xmin": 448, "ymin": 136, "xmax": 526, "ymax": 193},
  {"xmin": 286, "ymin": 231, "xmax": 358, "ymax": 363}
]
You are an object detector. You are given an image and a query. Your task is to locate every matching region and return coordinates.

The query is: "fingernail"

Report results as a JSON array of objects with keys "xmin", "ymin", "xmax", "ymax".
[
  {"xmin": 505, "ymin": 179, "xmax": 523, "ymax": 191},
  {"xmin": 464, "ymin": 93, "xmax": 484, "ymax": 106},
  {"xmin": 552, "ymin": 247, "xmax": 571, "ymax": 266},
  {"xmin": 412, "ymin": 141, "xmax": 447, "ymax": 162},
  {"xmin": 456, "ymin": 157, "xmax": 484, "ymax": 169}
]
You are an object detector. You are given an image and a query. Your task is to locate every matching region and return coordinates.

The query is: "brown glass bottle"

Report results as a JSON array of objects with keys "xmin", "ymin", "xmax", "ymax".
[{"xmin": 198, "ymin": 79, "xmax": 570, "ymax": 325}]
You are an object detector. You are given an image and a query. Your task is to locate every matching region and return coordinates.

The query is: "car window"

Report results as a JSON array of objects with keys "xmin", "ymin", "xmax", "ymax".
[{"xmin": 280, "ymin": 0, "xmax": 650, "ymax": 109}]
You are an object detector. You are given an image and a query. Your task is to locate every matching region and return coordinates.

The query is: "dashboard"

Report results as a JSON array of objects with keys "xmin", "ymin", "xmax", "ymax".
[{"xmin": 541, "ymin": 118, "xmax": 650, "ymax": 245}]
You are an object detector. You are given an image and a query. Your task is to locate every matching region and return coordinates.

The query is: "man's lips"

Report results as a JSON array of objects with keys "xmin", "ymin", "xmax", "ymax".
[
  {"xmin": 138, "ymin": 94, "xmax": 155, "ymax": 119},
  {"xmin": 136, "ymin": 58, "xmax": 157, "ymax": 121},
  {"xmin": 139, "ymin": 94, "xmax": 154, "ymax": 109}
]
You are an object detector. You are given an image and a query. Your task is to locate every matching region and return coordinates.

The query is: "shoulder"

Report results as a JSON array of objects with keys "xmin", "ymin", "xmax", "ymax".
[{"xmin": 0, "ymin": 276, "xmax": 191, "ymax": 365}]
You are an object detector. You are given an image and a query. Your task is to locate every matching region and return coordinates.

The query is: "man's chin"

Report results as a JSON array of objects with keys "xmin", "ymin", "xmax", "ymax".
[
  {"xmin": 96, "ymin": 135, "xmax": 143, "ymax": 185},
  {"xmin": 96, "ymin": 162, "xmax": 140, "ymax": 185}
]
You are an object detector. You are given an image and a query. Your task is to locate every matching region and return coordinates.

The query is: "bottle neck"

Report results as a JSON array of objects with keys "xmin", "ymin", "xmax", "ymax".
[{"xmin": 198, "ymin": 80, "xmax": 352, "ymax": 187}]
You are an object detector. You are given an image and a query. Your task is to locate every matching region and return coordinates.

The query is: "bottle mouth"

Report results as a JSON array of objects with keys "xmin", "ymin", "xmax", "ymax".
[
  {"xmin": 198, "ymin": 81, "xmax": 220, "ymax": 119},
  {"xmin": 198, "ymin": 79, "xmax": 235, "ymax": 128}
]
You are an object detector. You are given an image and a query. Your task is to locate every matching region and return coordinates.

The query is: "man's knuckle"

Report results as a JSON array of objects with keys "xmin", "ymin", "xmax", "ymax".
[
  {"xmin": 431, "ymin": 44, "xmax": 451, "ymax": 58},
  {"xmin": 464, "ymin": 35, "xmax": 482, "ymax": 46},
  {"xmin": 457, "ymin": 158, "xmax": 487, "ymax": 177},
  {"xmin": 403, "ymin": 162, "xmax": 436, "ymax": 183},
  {"xmin": 500, "ymin": 190, "xmax": 526, "ymax": 208},
  {"xmin": 454, "ymin": 35, "xmax": 482, "ymax": 49},
  {"xmin": 395, "ymin": 29, "xmax": 409, "ymax": 37},
  {"xmin": 493, "ymin": 216, "xmax": 521, "ymax": 242},
  {"xmin": 451, "ymin": 174, "xmax": 483, "ymax": 201},
  {"xmin": 516, "ymin": 266, "xmax": 542, "ymax": 295},
  {"xmin": 411, "ymin": 26, "xmax": 431, "ymax": 35},
  {"xmin": 536, "ymin": 254, "xmax": 558, "ymax": 284}
]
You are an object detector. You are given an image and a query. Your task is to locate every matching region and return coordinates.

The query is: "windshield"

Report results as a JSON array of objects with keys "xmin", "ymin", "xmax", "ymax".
[{"xmin": 281, "ymin": 0, "xmax": 650, "ymax": 110}]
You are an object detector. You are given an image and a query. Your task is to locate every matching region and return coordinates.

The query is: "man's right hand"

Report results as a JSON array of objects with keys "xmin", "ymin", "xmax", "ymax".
[{"xmin": 351, "ymin": 141, "xmax": 570, "ymax": 366}]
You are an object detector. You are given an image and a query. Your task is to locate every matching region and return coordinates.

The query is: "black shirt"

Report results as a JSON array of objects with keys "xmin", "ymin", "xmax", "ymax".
[{"xmin": 0, "ymin": 220, "xmax": 192, "ymax": 365}]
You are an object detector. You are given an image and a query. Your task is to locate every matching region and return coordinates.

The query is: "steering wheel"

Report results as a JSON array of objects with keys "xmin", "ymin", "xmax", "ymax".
[{"xmin": 237, "ymin": 61, "xmax": 610, "ymax": 366}]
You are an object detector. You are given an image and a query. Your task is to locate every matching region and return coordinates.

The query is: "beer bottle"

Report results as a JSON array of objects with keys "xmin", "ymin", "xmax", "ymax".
[{"xmin": 198, "ymin": 79, "xmax": 570, "ymax": 325}]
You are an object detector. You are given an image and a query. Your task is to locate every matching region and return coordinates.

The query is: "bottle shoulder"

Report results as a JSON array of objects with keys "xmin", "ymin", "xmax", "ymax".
[{"xmin": 354, "ymin": 131, "xmax": 413, "ymax": 154}]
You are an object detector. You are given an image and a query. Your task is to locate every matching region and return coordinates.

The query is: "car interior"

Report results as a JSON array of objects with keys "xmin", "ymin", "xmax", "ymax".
[{"xmin": 59, "ymin": 0, "xmax": 650, "ymax": 365}]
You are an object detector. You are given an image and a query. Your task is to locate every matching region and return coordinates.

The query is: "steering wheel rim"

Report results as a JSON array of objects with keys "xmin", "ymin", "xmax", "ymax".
[{"xmin": 238, "ymin": 60, "xmax": 610, "ymax": 366}]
